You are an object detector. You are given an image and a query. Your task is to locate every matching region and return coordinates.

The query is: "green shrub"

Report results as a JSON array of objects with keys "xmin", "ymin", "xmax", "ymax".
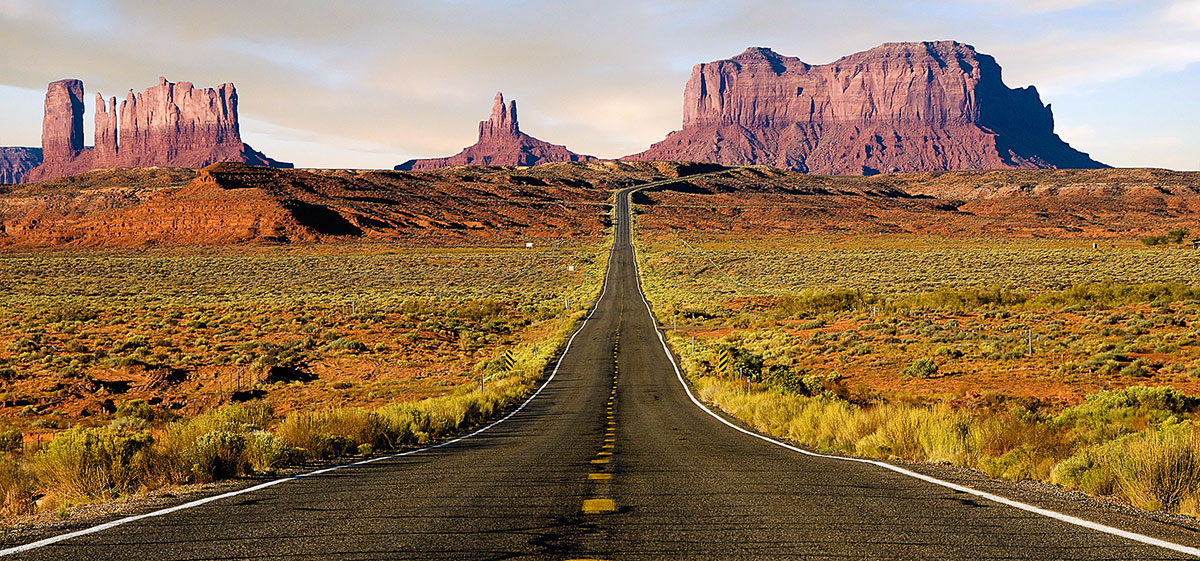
[
  {"xmin": 0, "ymin": 430, "xmax": 22, "ymax": 453},
  {"xmin": 246, "ymin": 431, "xmax": 291, "ymax": 473},
  {"xmin": 1145, "ymin": 229, "xmax": 1191, "ymax": 246},
  {"xmin": 322, "ymin": 337, "xmax": 367, "ymax": 353},
  {"xmin": 0, "ymin": 459, "xmax": 35, "ymax": 516},
  {"xmin": 900, "ymin": 286, "xmax": 1027, "ymax": 312},
  {"xmin": 935, "ymin": 346, "xmax": 963, "ymax": 359},
  {"xmin": 115, "ymin": 399, "xmax": 154, "ymax": 421},
  {"xmin": 774, "ymin": 289, "xmax": 862, "ymax": 318},
  {"xmin": 1053, "ymin": 386, "xmax": 1200, "ymax": 444},
  {"xmin": 1120, "ymin": 359, "xmax": 1151, "ymax": 378},
  {"xmin": 1116, "ymin": 424, "xmax": 1200, "ymax": 512},
  {"xmin": 1051, "ymin": 447, "xmax": 1118, "ymax": 496},
  {"xmin": 1054, "ymin": 423, "xmax": 1200, "ymax": 513},
  {"xmin": 46, "ymin": 303, "xmax": 98, "ymax": 323},
  {"xmin": 33, "ymin": 427, "xmax": 154, "ymax": 499},
  {"xmin": 185, "ymin": 430, "xmax": 247, "ymax": 483},
  {"xmin": 904, "ymin": 358, "xmax": 939, "ymax": 378},
  {"xmin": 277, "ymin": 408, "xmax": 381, "ymax": 459}
]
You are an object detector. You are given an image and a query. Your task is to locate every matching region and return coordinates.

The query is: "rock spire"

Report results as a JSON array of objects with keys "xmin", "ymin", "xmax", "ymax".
[{"xmin": 396, "ymin": 92, "xmax": 594, "ymax": 170}]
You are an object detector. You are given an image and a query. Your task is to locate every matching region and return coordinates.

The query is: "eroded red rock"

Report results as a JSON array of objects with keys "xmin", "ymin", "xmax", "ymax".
[
  {"xmin": 625, "ymin": 42, "xmax": 1104, "ymax": 174},
  {"xmin": 396, "ymin": 92, "xmax": 595, "ymax": 170},
  {"xmin": 0, "ymin": 148, "xmax": 43, "ymax": 184},
  {"xmin": 24, "ymin": 78, "xmax": 291, "ymax": 183}
]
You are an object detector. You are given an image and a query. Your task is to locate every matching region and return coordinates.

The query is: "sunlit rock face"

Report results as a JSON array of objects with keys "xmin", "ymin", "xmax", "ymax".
[
  {"xmin": 396, "ymin": 92, "xmax": 595, "ymax": 171},
  {"xmin": 626, "ymin": 42, "xmax": 1104, "ymax": 174},
  {"xmin": 25, "ymin": 77, "xmax": 290, "ymax": 183}
]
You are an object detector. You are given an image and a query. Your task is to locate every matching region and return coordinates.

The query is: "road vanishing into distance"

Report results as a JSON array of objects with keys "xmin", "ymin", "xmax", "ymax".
[{"xmin": 5, "ymin": 180, "xmax": 1200, "ymax": 560}]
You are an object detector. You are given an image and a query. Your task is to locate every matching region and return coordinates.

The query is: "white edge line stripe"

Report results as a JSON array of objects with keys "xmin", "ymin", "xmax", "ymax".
[
  {"xmin": 622, "ymin": 188, "xmax": 1200, "ymax": 558},
  {"xmin": 0, "ymin": 228, "xmax": 621, "ymax": 557}
]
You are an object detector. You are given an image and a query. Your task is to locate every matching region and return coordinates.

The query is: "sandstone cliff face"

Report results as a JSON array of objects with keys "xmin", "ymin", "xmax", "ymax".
[
  {"xmin": 24, "ymin": 78, "xmax": 290, "ymax": 183},
  {"xmin": 0, "ymin": 148, "xmax": 43, "ymax": 184},
  {"xmin": 626, "ymin": 42, "xmax": 1104, "ymax": 174},
  {"xmin": 396, "ymin": 92, "xmax": 595, "ymax": 170},
  {"xmin": 41, "ymin": 79, "xmax": 85, "ymax": 163}
]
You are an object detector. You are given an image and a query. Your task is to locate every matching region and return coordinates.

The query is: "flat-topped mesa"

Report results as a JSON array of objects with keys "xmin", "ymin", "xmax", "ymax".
[
  {"xmin": 24, "ymin": 77, "xmax": 290, "ymax": 183},
  {"xmin": 627, "ymin": 41, "xmax": 1105, "ymax": 174},
  {"xmin": 396, "ymin": 92, "xmax": 595, "ymax": 171}
]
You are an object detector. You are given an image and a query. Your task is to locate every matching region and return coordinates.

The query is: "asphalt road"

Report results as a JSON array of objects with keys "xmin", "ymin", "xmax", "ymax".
[{"xmin": 5, "ymin": 183, "xmax": 1200, "ymax": 560}]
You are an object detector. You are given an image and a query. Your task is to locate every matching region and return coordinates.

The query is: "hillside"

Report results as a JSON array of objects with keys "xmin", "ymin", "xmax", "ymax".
[{"xmin": 1, "ymin": 162, "xmax": 1197, "ymax": 248}]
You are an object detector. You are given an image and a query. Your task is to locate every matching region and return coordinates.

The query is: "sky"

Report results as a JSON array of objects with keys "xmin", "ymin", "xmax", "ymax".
[{"xmin": 0, "ymin": 0, "xmax": 1196, "ymax": 170}]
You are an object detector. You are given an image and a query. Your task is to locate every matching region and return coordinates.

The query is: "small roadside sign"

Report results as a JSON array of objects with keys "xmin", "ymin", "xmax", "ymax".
[
  {"xmin": 502, "ymin": 350, "xmax": 516, "ymax": 372},
  {"xmin": 717, "ymin": 349, "xmax": 732, "ymax": 376}
]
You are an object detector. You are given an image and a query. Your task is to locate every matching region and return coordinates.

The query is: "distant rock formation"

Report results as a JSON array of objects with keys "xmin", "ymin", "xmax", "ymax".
[
  {"xmin": 24, "ymin": 77, "xmax": 291, "ymax": 183},
  {"xmin": 625, "ymin": 42, "xmax": 1105, "ymax": 174},
  {"xmin": 396, "ymin": 92, "xmax": 595, "ymax": 170},
  {"xmin": 0, "ymin": 148, "xmax": 43, "ymax": 184}
]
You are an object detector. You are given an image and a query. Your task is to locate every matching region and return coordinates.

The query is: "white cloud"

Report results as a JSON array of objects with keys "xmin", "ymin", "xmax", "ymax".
[{"xmin": 1164, "ymin": 0, "xmax": 1200, "ymax": 29}]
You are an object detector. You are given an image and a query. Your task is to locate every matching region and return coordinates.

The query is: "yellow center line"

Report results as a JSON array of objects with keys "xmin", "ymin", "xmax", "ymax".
[
  {"xmin": 582, "ymin": 498, "xmax": 617, "ymax": 514},
  {"xmin": 597, "ymin": 451, "xmax": 612, "ymax": 456},
  {"xmin": 602, "ymin": 444, "xmax": 614, "ymax": 449},
  {"xmin": 604, "ymin": 438, "xmax": 615, "ymax": 442},
  {"xmin": 588, "ymin": 473, "xmax": 613, "ymax": 481},
  {"xmin": 591, "ymin": 458, "xmax": 609, "ymax": 464}
]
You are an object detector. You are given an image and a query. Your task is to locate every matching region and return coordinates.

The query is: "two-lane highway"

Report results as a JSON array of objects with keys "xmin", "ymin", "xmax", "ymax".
[{"xmin": 4, "ymin": 183, "xmax": 1199, "ymax": 560}]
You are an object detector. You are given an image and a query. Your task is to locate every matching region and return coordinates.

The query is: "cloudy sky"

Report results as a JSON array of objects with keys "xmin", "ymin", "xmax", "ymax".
[{"xmin": 0, "ymin": 0, "xmax": 1196, "ymax": 170}]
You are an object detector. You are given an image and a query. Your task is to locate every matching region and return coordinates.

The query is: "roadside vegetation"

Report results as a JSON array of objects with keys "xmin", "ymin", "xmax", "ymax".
[
  {"xmin": 635, "ymin": 228, "xmax": 1200, "ymax": 516},
  {"xmin": 0, "ymin": 242, "xmax": 606, "ymax": 519}
]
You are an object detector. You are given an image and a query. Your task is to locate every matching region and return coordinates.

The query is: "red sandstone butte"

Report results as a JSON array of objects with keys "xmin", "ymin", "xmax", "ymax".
[
  {"xmin": 24, "ymin": 77, "xmax": 290, "ymax": 183},
  {"xmin": 625, "ymin": 42, "xmax": 1105, "ymax": 174},
  {"xmin": 396, "ymin": 92, "xmax": 595, "ymax": 170},
  {"xmin": 0, "ymin": 148, "xmax": 43, "ymax": 184}
]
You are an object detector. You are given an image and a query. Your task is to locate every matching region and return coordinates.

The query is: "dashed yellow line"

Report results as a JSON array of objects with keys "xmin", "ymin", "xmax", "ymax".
[
  {"xmin": 588, "ymin": 473, "xmax": 613, "ymax": 481},
  {"xmin": 582, "ymin": 498, "xmax": 617, "ymax": 514},
  {"xmin": 591, "ymin": 458, "xmax": 610, "ymax": 464}
]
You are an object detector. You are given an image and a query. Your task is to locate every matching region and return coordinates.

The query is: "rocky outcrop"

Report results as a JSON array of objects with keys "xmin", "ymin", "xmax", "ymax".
[
  {"xmin": 396, "ymin": 92, "xmax": 595, "ymax": 170},
  {"xmin": 0, "ymin": 161, "xmax": 647, "ymax": 247},
  {"xmin": 625, "ymin": 42, "xmax": 1105, "ymax": 174},
  {"xmin": 0, "ymin": 148, "xmax": 43, "ymax": 184},
  {"xmin": 24, "ymin": 78, "xmax": 290, "ymax": 183},
  {"xmin": 41, "ymin": 80, "xmax": 85, "ymax": 163}
]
